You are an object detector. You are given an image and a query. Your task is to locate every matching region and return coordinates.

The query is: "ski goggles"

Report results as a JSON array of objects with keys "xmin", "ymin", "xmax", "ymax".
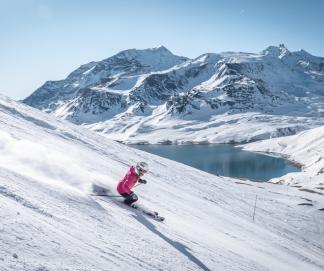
[{"xmin": 138, "ymin": 168, "xmax": 148, "ymax": 174}]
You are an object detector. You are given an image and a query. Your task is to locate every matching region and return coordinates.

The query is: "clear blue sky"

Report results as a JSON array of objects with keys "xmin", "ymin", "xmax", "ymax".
[{"xmin": 1, "ymin": 0, "xmax": 324, "ymax": 100}]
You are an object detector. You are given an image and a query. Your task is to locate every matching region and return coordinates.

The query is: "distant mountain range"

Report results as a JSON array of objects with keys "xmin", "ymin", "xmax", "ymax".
[{"xmin": 23, "ymin": 45, "xmax": 324, "ymax": 144}]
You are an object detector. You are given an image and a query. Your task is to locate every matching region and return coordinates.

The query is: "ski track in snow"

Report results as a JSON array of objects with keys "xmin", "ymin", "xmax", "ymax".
[{"xmin": 0, "ymin": 94, "xmax": 324, "ymax": 271}]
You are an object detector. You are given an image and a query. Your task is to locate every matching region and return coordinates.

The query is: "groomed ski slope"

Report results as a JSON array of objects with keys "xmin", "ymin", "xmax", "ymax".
[{"xmin": 0, "ymin": 94, "xmax": 323, "ymax": 271}]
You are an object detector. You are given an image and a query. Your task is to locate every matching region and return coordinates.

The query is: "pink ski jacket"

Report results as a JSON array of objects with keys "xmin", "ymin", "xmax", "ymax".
[{"xmin": 117, "ymin": 166, "xmax": 139, "ymax": 194}]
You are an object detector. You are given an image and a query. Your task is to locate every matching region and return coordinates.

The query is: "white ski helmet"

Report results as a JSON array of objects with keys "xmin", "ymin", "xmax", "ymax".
[{"xmin": 136, "ymin": 161, "xmax": 149, "ymax": 174}]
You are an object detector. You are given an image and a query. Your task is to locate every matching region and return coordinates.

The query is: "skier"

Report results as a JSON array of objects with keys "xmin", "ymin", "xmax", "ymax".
[{"xmin": 117, "ymin": 162, "xmax": 148, "ymax": 205}]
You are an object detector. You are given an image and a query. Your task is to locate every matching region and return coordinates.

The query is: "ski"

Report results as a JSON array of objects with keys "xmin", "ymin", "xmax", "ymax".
[
  {"xmin": 90, "ymin": 194, "xmax": 165, "ymax": 222},
  {"xmin": 130, "ymin": 203, "xmax": 165, "ymax": 222}
]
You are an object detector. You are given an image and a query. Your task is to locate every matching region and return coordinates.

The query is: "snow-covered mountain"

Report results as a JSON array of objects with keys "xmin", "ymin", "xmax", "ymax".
[
  {"xmin": 23, "ymin": 45, "xmax": 324, "ymax": 143},
  {"xmin": 1, "ymin": 95, "xmax": 324, "ymax": 270}
]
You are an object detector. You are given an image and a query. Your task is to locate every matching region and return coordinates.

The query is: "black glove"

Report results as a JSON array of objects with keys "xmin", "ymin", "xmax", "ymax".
[{"xmin": 138, "ymin": 179, "xmax": 147, "ymax": 184}]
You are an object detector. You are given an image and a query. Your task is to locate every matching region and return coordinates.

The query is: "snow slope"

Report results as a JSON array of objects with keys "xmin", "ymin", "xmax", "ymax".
[
  {"xmin": 242, "ymin": 125, "xmax": 324, "ymax": 193},
  {"xmin": 1, "ymin": 94, "xmax": 324, "ymax": 271},
  {"xmin": 87, "ymin": 111, "xmax": 323, "ymax": 144},
  {"xmin": 23, "ymin": 45, "xmax": 324, "ymax": 144}
]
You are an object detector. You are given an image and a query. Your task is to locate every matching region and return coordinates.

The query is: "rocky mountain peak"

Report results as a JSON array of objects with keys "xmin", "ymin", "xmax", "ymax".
[
  {"xmin": 23, "ymin": 45, "xmax": 324, "ymax": 140},
  {"xmin": 262, "ymin": 44, "xmax": 291, "ymax": 59}
]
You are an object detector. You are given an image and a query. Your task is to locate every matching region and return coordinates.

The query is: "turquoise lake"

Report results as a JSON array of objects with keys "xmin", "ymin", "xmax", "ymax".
[{"xmin": 132, "ymin": 144, "xmax": 300, "ymax": 181}]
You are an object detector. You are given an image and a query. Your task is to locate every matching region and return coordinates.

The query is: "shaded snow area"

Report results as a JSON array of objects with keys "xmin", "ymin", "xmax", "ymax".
[
  {"xmin": 0, "ymin": 95, "xmax": 324, "ymax": 271},
  {"xmin": 242, "ymin": 126, "xmax": 324, "ymax": 193}
]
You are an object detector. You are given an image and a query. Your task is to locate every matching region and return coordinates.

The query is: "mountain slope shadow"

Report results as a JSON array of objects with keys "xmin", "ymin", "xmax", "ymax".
[{"xmin": 132, "ymin": 214, "xmax": 210, "ymax": 271}]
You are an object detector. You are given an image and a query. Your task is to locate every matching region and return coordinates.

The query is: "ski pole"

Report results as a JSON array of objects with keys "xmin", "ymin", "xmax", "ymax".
[
  {"xmin": 90, "ymin": 194, "xmax": 123, "ymax": 197},
  {"xmin": 252, "ymin": 195, "xmax": 258, "ymax": 222},
  {"xmin": 91, "ymin": 183, "xmax": 142, "ymax": 197}
]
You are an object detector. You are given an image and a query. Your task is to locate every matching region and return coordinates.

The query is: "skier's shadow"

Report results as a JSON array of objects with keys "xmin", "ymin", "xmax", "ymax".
[{"xmin": 132, "ymin": 214, "xmax": 210, "ymax": 271}]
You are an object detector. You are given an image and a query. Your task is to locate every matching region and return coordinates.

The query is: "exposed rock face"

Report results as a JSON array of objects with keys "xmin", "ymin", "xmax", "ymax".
[{"xmin": 23, "ymin": 45, "xmax": 324, "ymax": 142}]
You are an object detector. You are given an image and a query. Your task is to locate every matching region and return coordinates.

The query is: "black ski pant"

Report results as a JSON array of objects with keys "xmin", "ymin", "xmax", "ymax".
[{"xmin": 120, "ymin": 192, "xmax": 138, "ymax": 205}]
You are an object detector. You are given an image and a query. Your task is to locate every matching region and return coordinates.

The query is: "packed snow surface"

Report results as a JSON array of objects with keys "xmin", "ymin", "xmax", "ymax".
[{"xmin": 1, "ymin": 95, "xmax": 324, "ymax": 271}]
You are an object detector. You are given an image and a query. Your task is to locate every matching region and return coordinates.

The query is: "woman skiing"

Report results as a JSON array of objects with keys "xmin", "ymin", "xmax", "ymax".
[{"xmin": 117, "ymin": 162, "xmax": 148, "ymax": 205}]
